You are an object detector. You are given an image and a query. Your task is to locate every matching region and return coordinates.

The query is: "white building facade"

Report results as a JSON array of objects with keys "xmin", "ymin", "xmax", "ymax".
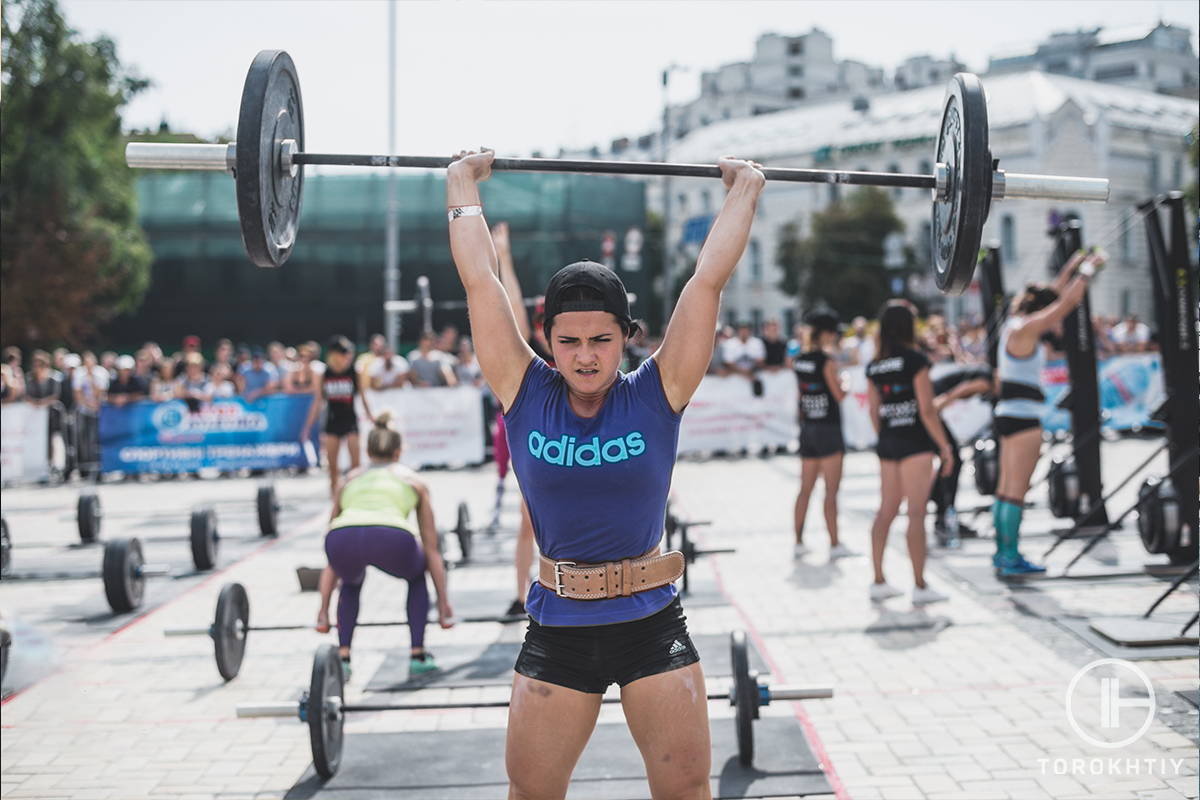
[{"xmin": 663, "ymin": 71, "xmax": 1197, "ymax": 327}]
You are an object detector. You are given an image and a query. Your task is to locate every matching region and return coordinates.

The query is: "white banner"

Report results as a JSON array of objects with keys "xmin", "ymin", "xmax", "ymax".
[
  {"xmin": 362, "ymin": 387, "xmax": 485, "ymax": 468},
  {"xmin": 1, "ymin": 404, "xmax": 50, "ymax": 484},
  {"xmin": 677, "ymin": 371, "xmax": 799, "ymax": 455}
]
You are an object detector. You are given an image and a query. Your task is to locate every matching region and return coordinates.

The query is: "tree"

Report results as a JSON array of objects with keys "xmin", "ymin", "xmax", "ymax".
[
  {"xmin": 775, "ymin": 187, "xmax": 906, "ymax": 319},
  {"xmin": 1, "ymin": 0, "xmax": 153, "ymax": 346}
]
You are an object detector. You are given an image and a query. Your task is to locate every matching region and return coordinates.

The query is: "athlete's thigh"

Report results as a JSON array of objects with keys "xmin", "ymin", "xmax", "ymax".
[
  {"xmin": 999, "ymin": 427, "xmax": 1041, "ymax": 496},
  {"xmin": 898, "ymin": 453, "xmax": 935, "ymax": 508},
  {"xmin": 820, "ymin": 452, "xmax": 844, "ymax": 491},
  {"xmin": 620, "ymin": 662, "xmax": 712, "ymax": 798},
  {"xmin": 799, "ymin": 457, "xmax": 822, "ymax": 489},
  {"xmin": 505, "ymin": 673, "xmax": 602, "ymax": 799},
  {"xmin": 321, "ymin": 433, "xmax": 341, "ymax": 464},
  {"xmin": 877, "ymin": 458, "xmax": 903, "ymax": 511},
  {"xmin": 345, "ymin": 433, "xmax": 361, "ymax": 464}
]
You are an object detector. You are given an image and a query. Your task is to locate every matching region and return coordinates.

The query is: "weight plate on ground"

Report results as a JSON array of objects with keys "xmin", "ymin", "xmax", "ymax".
[
  {"xmin": 78, "ymin": 492, "xmax": 101, "ymax": 543},
  {"xmin": 0, "ymin": 627, "xmax": 10, "ymax": 685},
  {"xmin": 190, "ymin": 507, "xmax": 219, "ymax": 571},
  {"xmin": 1047, "ymin": 457, "xmax": 1080, "ymax": 519},
  {"xmin": 213, "ymin": 582, "xmax": 250, "ymax": 682},
  {"xmin": 1137, "ymin": 476, "xmax": 1179, "ymax": 555},
  {"xmin": 455, "ymin": 501, "xmax": 472, "ymax": 561},
  {"xmin": 257, "ymin": 484, "xmax": 279, "ymax": 537},
  {"xmin": 308, "ymin": 643, "xmax": 344, "ymax": 779},
  {"xmin": 973, "ymin": 440, "xmax": 997, "ymax": 496},
  {"xmin": 1, "ymin": 518, "xmax": 11, "ymax": 577},
  {"xmin": 932, "ymin": 73, "xmax": 991, "ymax": 294},
  {"xmin": 236, "ymin": 50, "xmax": 305, "ymax": 268},
  {"xmin": 103, "ymin": 537, "xmax": 145, "ymax": 613},
  {"xmin": 731, "ymin": 630, "xmax": 756, "ymax": 766}
]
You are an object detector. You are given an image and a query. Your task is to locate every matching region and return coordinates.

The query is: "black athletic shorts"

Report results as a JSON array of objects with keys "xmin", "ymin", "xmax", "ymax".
[
  {"xmin": 994, "ymin": 415, "xmax": 1041, "ymax": 438},
  {"xmin": 799, "ymin": 421, "xmax": 845, "ymax": 459},
  {"xmin": 514, "ymin": 596, "xmax": 700, "ymax": 694},
  {"xmin": 323, "ymin": 414, "xmax": 359, "ymax": 438},
  {"xmin": 876, "ymin": 430, "xmax": 936, "ymax": 461}
]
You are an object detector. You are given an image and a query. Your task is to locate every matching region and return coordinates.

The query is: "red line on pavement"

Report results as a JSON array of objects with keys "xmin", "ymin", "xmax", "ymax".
[
  {"xmin": 1, "ymin": 506, "xmax": 328, "ymax": 709},
  {"xmin": 708, "ymin": 558, "xmax": 852, "ymax": 800}
]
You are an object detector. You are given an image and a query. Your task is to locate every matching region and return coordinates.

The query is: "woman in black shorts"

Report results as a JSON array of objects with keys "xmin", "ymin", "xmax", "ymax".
[
  {"xmin": 448, "ymin": 148, "xmax": 764, "ymax": 799},
  {"xmin": 302, "ymin": 336, "xmax": 374, "ymax": 498},
  {"xmin": 792, "ymin": 311, "xmax": 850, "ymax": 560},
  {"xmin": 865, "ymin": 300, "xmax": 953, "ymax": 606}
]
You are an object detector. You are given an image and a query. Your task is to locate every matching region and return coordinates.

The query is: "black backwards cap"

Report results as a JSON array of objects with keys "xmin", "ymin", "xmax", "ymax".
[{"xmin": 543, "ymin": 261, "xmax": 632, "ymax": 332}]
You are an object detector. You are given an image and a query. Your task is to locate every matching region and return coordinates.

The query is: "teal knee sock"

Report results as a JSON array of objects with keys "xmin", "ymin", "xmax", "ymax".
[{"xmin": 993, "ymin": 499, "xmax": 1023, "ymax": 560}]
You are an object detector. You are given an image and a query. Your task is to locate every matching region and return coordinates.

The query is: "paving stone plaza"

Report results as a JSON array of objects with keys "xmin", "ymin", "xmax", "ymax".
[{"xmin": 1, "ymin": 437, "xmax": 1196, "ymax": 800}]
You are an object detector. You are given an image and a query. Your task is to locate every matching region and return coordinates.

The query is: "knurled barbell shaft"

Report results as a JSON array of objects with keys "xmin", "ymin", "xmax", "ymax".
[
  {"xmin": 162, "ymin": 613, "xmax": 519, "ymax": 637},
  {"xmin": 234, "ymin": 684, "xmax": 833, "ymax": 717}
]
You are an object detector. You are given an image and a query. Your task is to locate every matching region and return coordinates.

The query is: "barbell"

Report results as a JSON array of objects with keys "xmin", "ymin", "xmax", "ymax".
[
  {"xmin": 73, "ymin": 483, "xmax": 283, "ymax": 545},
  {"xmin": 164, "ymin": 580, "xmax": 525, "ymax": 681},
  {"xmin": 124, "ymin": 51, "xmax": 1110, "ymax": 294},
  {"xmin": 237, "ymin": 631, "xmax": 831, "ymax": 779}
]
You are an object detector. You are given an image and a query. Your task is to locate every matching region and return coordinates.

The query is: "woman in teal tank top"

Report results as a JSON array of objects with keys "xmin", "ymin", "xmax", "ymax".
[
  {"xmin": 315, "ymin": 412, "xmax": 453, "ymax": 679},
  {"xmin": 992, "ymin": 248, "xmax": 1105, "ymax": 577}
]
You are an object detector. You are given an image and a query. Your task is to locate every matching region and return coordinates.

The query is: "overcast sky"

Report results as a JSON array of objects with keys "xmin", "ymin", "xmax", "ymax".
[{"xmin": 58, "ymin": 0, "xmax": 1200, "ymax": 165}]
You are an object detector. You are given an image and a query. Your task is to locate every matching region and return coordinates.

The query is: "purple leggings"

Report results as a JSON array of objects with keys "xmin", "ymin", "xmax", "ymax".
[{"xmin": 325, "ymin": 525, "xmax": 429, "ymax": 651}]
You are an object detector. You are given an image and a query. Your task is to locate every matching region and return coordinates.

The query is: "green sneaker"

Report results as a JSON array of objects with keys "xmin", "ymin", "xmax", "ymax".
[
  {"xmin": 409, "ymin": 652, "xmax": 439, "ymax": 676},
  {"xmin": 340, "ymin": 658, "xmax": 352, "ymax": 683}
]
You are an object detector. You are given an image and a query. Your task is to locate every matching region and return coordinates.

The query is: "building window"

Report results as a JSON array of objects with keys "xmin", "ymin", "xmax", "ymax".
[
  {"xmin": 1093, "ymin": 63, "xmax": 1138, "ymax": 81},
  {"xmin": 1172, "ymin": 157, "xmax": 1183, "ymax": 190},
  {"xmin": 700, "ymin": 189, "xmax": 712, "ymax": 213},
  {"xmin": 749, "ymin": 239, "xmax": 762, "ymax": 282},
  {"xmin": 1001, "ymin": 214, "xmax": 1016, "ymax": 263},
  {"xmin": 1046, "ymin": 59, "xmax": 1071, "ymax": 74},
  {"xmin": 676, "ymin": 193, "xmax": 687, "ymax": 211},
  {"xmin": 788, "ymin": 87, "xmax": 805, "ymax": 100},
  {"xmin": 783, "ymin": 307, "xmax": 796, "ymax": 336},
  {"xmin": 829, "ymin": 183, "xmax": 840, "ymax": 203},
  {"xmin": 1120, "ymin": 289, "xmax": 1132, "ymax": 316},
  {"xmin": 751, "ymin": 308, "xmax": 763, "ymax": 332},
  {"xmin": 1151, "ymin": 154, "xmax": 1161, "ymax": 192},
  {"xmin": 919, "ymin": 159, "xmax": 932, "ymax": 175},
  {"xmin": 789, "ymin": 40, "xmax": 804, "ymax": 56},
  {"xmin": 788, "ymin": 65, "xmax": 804, "ymax": 77},
  {"xmin": 888, "ymin": 163, "xmax": 902, "ymax": 198}
]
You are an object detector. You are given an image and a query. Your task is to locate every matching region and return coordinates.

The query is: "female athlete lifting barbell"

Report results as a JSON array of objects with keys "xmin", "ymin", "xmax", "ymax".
[
  {"xmin": 448, "ymin": 147, "xmax": 763, "ymax": 800},
  {"xmin": 314, "ymin": 412, "xmax": 453, "ymax": 681},
  {"xmin": 992, "ymin": 248, "xmax": 1106, "ymax": 576}
]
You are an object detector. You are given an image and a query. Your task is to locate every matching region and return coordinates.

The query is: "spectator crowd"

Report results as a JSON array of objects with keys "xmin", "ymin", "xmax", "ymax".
[{"xmin": 0, "ymin": 312, "xmax": 1160, "ymax": 482}]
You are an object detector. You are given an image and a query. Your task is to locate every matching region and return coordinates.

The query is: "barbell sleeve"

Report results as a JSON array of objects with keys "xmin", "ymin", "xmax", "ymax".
[
  {"xmin": 163, "ymin": 627, "xmax": 214, "ymax": 637},
  {"xmin": 994, "ymin": 171, "xmax": 1109, "ymax": 202},
  {"xmin": 125, "ymin": 143, "xmax": 236, "ymax": 173},
  {"xmin": 137, "ymin": 564, "xmax": 173, "ymax": 578},
  {"xmin": 237, "ymin": 702, "xmax": 301, "ymax": 718},
  {"xmin": 766, "ymin": 686, "xmax": 835, "ymax": 701}
]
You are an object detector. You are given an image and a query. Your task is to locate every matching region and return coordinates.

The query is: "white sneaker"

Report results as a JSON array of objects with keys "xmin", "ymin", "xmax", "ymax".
[
  {"xmin": 912, "ymin": 585, "xmax": 949, "ymax": 606},
  {"xmin": 869, "ymin": 582, "xmax": 903, "ymax": 602},
  {"xmin": 793, "ymin": 543, "xmax": 810, "ymax": 559},
  {"xmin": 829, "ymin": 544, "xmax": 856, "ymax": 560}
]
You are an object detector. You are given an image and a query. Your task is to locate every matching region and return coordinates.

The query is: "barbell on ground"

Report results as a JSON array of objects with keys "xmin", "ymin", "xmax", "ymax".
[
  {"xmin": 73, "ymin": 483, "xmax": 283, "ymax": 545},
  {"xmin": 164, "ymin": 581, "xmax": 524, "ymax": 681},
  {"xmin": 237, "ymin": 631, "xmax": 831, "ymax": 779},
  {"xmin": 102, "ymin": 537, "xmax": 173, "ymax": 613},
  {"xmin": 125, "ymin": 50, "xmax": 1109, "ymax": 293}
]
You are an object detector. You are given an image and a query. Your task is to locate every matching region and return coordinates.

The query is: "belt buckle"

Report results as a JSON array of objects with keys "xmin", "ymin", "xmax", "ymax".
[{"xmin": 553, "ymin": 561, "xmax": 577, "ymax": 598}]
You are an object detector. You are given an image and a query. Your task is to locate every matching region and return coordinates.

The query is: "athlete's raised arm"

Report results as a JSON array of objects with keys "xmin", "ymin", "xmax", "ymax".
[
  {"xmin": 655, "ymin": 157, "xmax": 765, "ymax": 412},
  {"xmin": 446, "ymin": 150, "xmax": 534, "ymax": 411}
]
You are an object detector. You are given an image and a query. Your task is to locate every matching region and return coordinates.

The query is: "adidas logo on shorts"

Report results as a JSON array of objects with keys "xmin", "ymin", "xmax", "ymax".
[{"xmin": 668, "ymin": 639, "xmax": 687, "ymax": 656}]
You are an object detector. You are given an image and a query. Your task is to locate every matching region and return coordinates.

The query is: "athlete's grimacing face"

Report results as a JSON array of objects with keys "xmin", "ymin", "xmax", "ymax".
[{"xmin": 549, "ymin": 311, "xmax": 626, "ymax": 396}]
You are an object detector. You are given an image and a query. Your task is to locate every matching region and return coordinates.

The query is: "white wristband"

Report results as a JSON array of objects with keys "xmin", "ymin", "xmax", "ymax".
[
  {"xmin": 1079, "ymin": 262, "xmax": 1095, "ymax": 279},
  {"xmin": 448, "ymin": 205, "xmax": 483, "ymax": 222}
]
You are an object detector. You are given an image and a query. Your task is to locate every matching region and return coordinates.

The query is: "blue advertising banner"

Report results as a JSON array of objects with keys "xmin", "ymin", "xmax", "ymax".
[
  {"xmin": 1039, "ymin": 353, "xmax": 1165, "ymax": 433},
  {"xmin": 99, "ymin": 395, "xmax": 321, "ymax": 474}
]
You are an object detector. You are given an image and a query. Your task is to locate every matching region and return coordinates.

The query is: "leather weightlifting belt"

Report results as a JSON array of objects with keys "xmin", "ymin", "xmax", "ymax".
[{"xmin": 538, "ymin": 547, "xmax": 684, "ymax": 600}]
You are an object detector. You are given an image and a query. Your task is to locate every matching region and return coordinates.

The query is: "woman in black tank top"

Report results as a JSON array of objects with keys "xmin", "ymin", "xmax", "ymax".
[
  {"xmin": 791, "ymin": 311, "xmax": 849, "ymax": 560},
  {"xmin": 865, "ymin": 300, "xmax": 953, "ymax": 607},
  {"xmin": 301, "ymin": 336, "xmax": 374, "ymax": 499}
]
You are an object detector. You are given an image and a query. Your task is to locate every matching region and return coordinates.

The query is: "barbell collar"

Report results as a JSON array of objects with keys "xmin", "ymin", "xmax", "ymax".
[
  {"xmin": 125, "ymin": 142, "xmax": 236, "ymax": 173},
  {"xmin": 237, "ymin": 702, "xmax": 301, "ymax": 718},
  {"xmin": 994, "ymin": 171, "xmax": 1109, "ymax": 202}
]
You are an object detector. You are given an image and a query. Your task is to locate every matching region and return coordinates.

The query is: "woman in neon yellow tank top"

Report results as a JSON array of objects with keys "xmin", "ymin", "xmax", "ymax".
[{"xmin": 316, "ymin": 412, "xmax": 453, "ymax": 678}]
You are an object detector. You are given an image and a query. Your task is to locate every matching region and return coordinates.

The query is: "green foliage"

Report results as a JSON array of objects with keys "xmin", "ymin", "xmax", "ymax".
[
  {"xmin": 774, "ymin": 186, "xmax": 905, "ymax": 318},
  {"xmin": 1, "ymin": 0, "xmax": 152, "ymax": 346}
]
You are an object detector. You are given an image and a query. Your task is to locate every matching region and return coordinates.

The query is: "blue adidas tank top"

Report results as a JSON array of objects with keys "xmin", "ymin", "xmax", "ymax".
[{"xmin": 504, "ymin": 357, "xmax": 681, "ymax": 626}]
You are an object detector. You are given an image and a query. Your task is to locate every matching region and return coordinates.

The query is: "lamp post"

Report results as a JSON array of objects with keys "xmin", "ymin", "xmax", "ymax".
[{"xmin": 383, "ymin": 0, "xmax": 401, "ymax": 351}]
